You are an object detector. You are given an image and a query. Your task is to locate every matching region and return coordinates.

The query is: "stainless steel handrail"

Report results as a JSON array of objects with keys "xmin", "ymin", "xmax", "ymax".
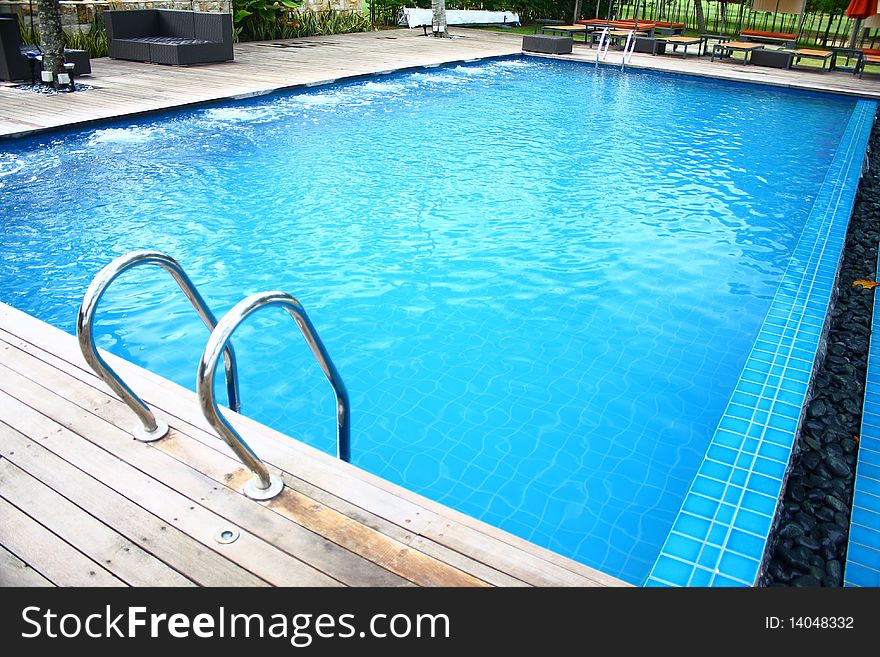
[
  {"xmin": 77, "ymin": 250, "xmax": 241, "ymax": 442},
  {"xmin": 596, "ymin": 27, "xmax": 610, "ymax": 64},
  {"xmin": 197, "ymin": 290, "xmax": 350, "ymax": 501},
  {"xmin": 622, "ymin": 30, "xmax": 636, "ymax": 68}
]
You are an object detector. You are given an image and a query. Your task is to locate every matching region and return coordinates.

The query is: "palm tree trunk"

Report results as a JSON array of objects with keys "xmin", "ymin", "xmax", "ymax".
[
  {"xmin": 432, "ymin": 0, "xmax": 449, "ymax": 38},
  {"xmin": 36, "ymin": 0, "xmax": 63, "ymax": 88},
  {"xmin": 693, "ymin": 0, "xmax": 706, "ymax": 34}
]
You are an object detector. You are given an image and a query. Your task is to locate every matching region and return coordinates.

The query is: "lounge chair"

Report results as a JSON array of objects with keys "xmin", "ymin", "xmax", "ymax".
[
  {"xmin": 858, "ymin": 53, "xmax": 880, "ymax": 78},
  {"xmin": 711, "ymin": 41, "xmax": 765, "ymax": 64},
  {"xmin": 739, "ymin": 30, "xmax": 797, "ymax": 48},
  {"xmin": 653, "ymin": 21, "xmax": 685, "ymax": 36},
  {"xmin": 659, "ymin": 35, "xmax": 702, "ymax": 58}
]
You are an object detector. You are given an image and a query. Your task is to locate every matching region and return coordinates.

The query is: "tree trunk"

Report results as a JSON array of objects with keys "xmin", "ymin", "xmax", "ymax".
[
  {"xmin": 573, "ymin": 0, "xmax": 582, "ymax": 24},
  {"xmin": 693, "ymin": 0, "xmax": 706, "ymax": 34},
  {"xmin": 36, "ymin": 0, "xmax": 64, "ymax": 88},
  {"xmin": 432, "ymin": 0, "xmax": 449, "ymax": 38}
]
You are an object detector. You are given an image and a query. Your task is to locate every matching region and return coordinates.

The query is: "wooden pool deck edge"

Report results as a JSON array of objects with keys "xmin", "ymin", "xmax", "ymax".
[
  {"xmin": 2, "ymin": 28, "xmax": 880, "ymax": 140},
  {"xmin": 0, "ymin": 301, "xmax": 628, "ymax": 587},
  {"xmin": 0, "ymin": 29, "xmax": 523, "ymax": 139}
]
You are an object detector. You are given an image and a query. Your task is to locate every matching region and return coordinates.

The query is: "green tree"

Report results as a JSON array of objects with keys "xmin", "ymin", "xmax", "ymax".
[{"xmin": 36, "ymin": 0, "xmax": 64, "ymax": 88}]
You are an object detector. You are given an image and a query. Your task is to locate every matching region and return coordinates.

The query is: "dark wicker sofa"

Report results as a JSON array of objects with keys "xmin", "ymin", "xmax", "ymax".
[
  {"xmin": 0, "ymin": 13, "xmax": 91, "ymax": 81},
  {"xmin": 105, "ymin": 9, "xmax": 233, "ymax": 65}
]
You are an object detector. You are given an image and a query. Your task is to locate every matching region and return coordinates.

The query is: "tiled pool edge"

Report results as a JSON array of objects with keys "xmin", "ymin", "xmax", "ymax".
[
  {"xmin": 845, "ymin": 247, "xmax": 880, "ymax": 586},
  {"xmin": 646, "ymin": 99, "xmax": 877, "ymax": 587}
]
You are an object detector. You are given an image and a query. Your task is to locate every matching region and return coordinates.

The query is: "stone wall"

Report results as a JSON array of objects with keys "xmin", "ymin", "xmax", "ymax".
[
  {"xmin": 303, "ymin": 0, "xmax": 361, "ymax": 11},
  {"xmin": 0, "ymin": 0, "xmax": 364, "ymax": 33}
]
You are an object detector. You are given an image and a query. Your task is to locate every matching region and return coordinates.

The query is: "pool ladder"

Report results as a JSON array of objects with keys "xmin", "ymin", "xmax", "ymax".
[
  {"xmin": 594, "ymin": 28, "xmax": 636, "ymax": 69},
  {"xmin": 77, "ymin": 250, "xmax": 349, "ymax": 501}
]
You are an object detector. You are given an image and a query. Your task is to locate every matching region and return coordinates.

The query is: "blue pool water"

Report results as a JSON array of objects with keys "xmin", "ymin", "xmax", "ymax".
[{"xmin": 0, "ymin": 58, "xmax": 859, "ymax": 584}]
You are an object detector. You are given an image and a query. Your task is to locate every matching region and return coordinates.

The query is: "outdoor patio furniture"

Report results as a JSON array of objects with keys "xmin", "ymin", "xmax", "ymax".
[
  {"xmin": 540, "ymin": 24, "xmax": 590, "ymax": 43},
  {"xmin": 790, "ymin": 48, "xmax": 833, "ymax": 72},
  {"xmin": 830, "ymin": 47, "xmax": 864, "ymax": 73},
  {"xmin": 606, "ymin": 29, "xmax": 649, "ymax": 49},
  {"xmin": 522, "ymin": 34, "xmax": 573, "ymax": 54},
  {"xmin": 534, "ymin": 18, "xmax": 564, "ymax": 34},
  {"xmin": 659, "ymin": 35, "xmax": 702, "ymax": 58},
  {"xmin": 711, "ymin": 41, "xmax": 764, "ymax": 64},
  {"xmin": 654, "ymin": 21, "xmax": 686, "ymax": 36},
  {"xmin": 19, "ymin": 46, "xmax": 91, "ymax": 75},
  {"xmin": 699, "ymin": 33, "xmax": 732, "ymax": 56},
  {"xmin": 858, "ymin": 54, "xmax": 880, "ymax": 78},
  {"xmin": 750, "ymin": 48, "xmax": 793, "ymax": 69},
  {"xmin": 739, "ymin": 29, "xmax": 797, "ymax": 48},
  {"xmin": 0, "ymin": 13, "xmax": 92, "ymax": 82},
  {"xmin": 105, "ymin": 9, "xmax": 233, "ymax": 65},
  {"xmin": 0, "ymin": 15, "xmax": 30, "ymax": 81},
  {"xmin": 632, "ymin": 36, "xmax": 666, "ymax": 55}
]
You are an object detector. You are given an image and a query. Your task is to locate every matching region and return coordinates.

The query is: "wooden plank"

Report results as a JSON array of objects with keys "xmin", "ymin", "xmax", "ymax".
[
  {"xmin": 0, "ymin": 545, "xmax": 54, "ymax": 587},
  {"xmin": 0, "ymin": 457, "xmax": 195, "ymax": 587},
  {"xmin": 0, "ymin": 328, "xmax": 572, "ymax": 583},
  {"xmin": 0, "ymin": 328, "xmax": 522, "ymax": 585},
  {"xmin": 0, "ymin": 324, "xmax": 438, "ymax": 531},
  {"xmin": 155, "ymin": 425, "xmax": 481, "ymax": 586},
  {"xmin": 419, "ymin": 517, "xmax": 624, "ymax": 587},
  {"xmin": 0, "ymin": 332, "xmax": 479, "ymax": 586},
  {"xmin": 0, "ymin": 360, "xmax": 403, "ymax": 587},
  {"xmin": 0, "ymin": 495, "xmax": 125, "ymax": 587},
  {"xmin": 0, "ymin": 306, "xmax": 621, "ymax": 585},
  {"xmin": 0, "ymin": 382, "xmax": 343, "ymax": 587},
  {"xmin": 0, "ymin": 424, "xmax": 266, "ymax": 587}
]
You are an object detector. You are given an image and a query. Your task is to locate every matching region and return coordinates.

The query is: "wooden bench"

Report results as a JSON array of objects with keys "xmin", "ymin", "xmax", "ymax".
[{"xmin": 659, "ymin": 35, "xmax": 702, "ymax": 58}]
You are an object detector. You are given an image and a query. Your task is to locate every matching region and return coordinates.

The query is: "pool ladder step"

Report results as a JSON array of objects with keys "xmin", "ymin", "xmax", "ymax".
[{"xmin": 77, "ymin": 250, "xmax": 350, "ymax": 501}]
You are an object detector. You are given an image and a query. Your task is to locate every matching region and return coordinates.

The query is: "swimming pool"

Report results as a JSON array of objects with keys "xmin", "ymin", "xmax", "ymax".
[{"xmin": 0, "ymin": 57, "xmax": 869, "ymax": 585}]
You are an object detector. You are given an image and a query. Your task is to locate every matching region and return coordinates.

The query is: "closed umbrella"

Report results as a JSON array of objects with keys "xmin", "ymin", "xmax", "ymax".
[{"xmin": 847, "ymin": 0, "xmax": 879, "ymax": 48}]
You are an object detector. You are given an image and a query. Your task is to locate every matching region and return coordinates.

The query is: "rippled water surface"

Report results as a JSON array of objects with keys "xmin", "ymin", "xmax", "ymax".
[{"xmin": 0, "ymin": 58, "xmax": 856, "ymax": 584}]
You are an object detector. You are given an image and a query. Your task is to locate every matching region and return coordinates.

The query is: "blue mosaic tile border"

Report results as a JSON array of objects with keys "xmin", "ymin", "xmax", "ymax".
[
  {"xmin": 646, "ymin": 98, "xmax": 877, "ymax": 587},
  {"xmin": 845, "ymin": 243, "xmax": 880, "ymax": 587}
]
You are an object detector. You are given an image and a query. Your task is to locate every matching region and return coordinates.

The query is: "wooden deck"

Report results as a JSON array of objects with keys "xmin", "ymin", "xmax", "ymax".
[
  {"xmin": 2, "ymin": 28, "xmax": 880, "ymax": 139},
  {"xmin": 0, "ymin": 302, "xmax": 624, "ymax": 587}
]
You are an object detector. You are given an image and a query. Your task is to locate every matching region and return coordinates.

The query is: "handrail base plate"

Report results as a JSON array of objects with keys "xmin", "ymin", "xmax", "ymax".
[
  {"xmin": 243, "ymin": 473, "xmax": 284, "ymax": 500},
  {"xmin": 133, "ymin": 419, "xmax": 169, "ymax": 442}
]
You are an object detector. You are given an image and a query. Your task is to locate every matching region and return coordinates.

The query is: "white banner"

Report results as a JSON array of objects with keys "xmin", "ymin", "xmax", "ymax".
[{"xmin": 398, "ymin": 8, "xmax": 521, "ymax": 28}]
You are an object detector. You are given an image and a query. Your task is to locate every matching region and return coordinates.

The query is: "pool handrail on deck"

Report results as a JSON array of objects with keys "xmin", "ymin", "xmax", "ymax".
[
  {"xmin": 77, "ymin": 250, "xmax": 241, "ymax": 442},
  {"xmin": 197, "ymin": 291, "xmax": 351, "ymax": 501}
]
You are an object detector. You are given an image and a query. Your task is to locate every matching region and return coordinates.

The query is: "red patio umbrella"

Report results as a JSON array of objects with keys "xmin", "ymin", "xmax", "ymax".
[
  {"xmin": 846, "ymin": 0, "xmax": 877, "ymax": 20},
  {"xmin": 847, "ymin": 0, "xmax": 878, "ymax": 47}
]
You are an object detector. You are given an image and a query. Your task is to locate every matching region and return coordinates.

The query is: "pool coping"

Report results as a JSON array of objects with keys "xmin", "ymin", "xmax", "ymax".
[{"xmin": 646, "ymin": 99, "xmax": 876, "ymax": 587}]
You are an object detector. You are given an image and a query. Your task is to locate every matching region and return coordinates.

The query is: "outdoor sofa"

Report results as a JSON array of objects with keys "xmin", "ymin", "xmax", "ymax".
[
  {"xmin": 0, "ymin": 13, "xmax": 90, "ymax": 82},
  {"xmin": 105, "ymin": 9, "xmax": 233, "ymax": 66}
]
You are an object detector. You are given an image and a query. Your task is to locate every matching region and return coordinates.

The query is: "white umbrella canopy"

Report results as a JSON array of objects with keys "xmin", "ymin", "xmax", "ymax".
[
  {"xmin": 864, "ymin": 0, "xmax": 880, "ymax": 28},
  {"xmin": 750, "ymin": 0, "xmax": 805, "ymax": 13}
]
